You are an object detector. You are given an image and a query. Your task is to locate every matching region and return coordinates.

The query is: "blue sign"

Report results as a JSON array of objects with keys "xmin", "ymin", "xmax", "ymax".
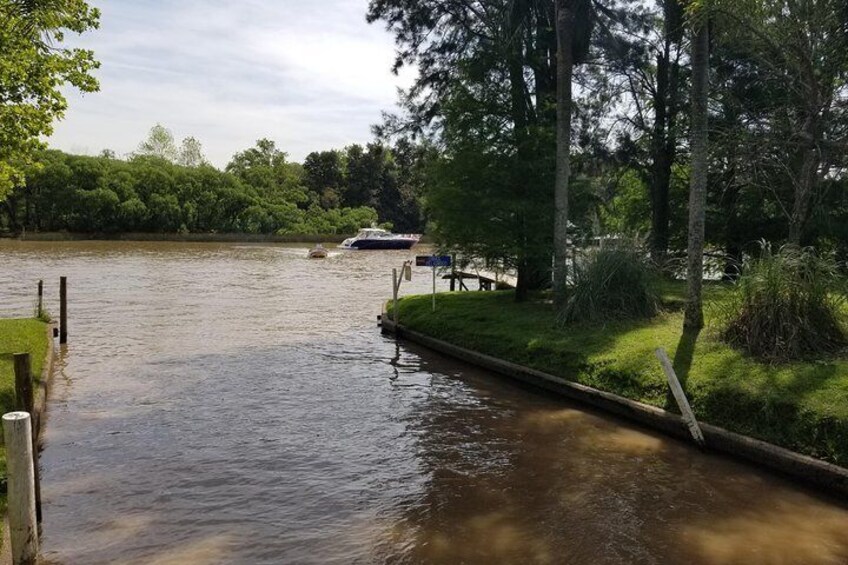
[{"xmin": 416, "ymin": 255, "xmax": 452, "ymax": 268}]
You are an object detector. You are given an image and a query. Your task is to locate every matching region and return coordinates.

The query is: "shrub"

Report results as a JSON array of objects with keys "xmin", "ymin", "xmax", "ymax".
[
  {"xmin": 720, "ymin": 243, "xmax": 847, "ymax": 362},
  {"xmin": 560, "ymin": 241, "xmax": 659, "ymax": 324}
]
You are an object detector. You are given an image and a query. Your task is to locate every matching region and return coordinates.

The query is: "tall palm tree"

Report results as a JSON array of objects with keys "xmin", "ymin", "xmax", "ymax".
[
  {"xmin": 553, "ymin": 0, "xmax": 575, "ymax": 310},
  {"xmin": 684, "ymin": 11, "xmax": 709, "ymax": 330},
  {"xmin": 553, "ymin": 0, "xmax": 594, "ymax": 312}
]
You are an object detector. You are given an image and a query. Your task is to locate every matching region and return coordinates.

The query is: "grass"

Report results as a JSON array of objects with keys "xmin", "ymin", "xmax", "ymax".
[
  {"xmin": 391, "ymin": 283, "xmax": 848, "ymax": 467},
  {"xmin": 0, "ymin": 318, "xmax": 50, "ymax": 520}
]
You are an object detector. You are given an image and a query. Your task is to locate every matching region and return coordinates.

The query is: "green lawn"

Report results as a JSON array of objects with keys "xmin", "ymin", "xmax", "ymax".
[
  {"xmin": 0, "ymin": 318, "xmax": 50, "ymax": 519},
  {"xmin": 391, "ymin": 284, "xmax": 848, "ymax": 467}
]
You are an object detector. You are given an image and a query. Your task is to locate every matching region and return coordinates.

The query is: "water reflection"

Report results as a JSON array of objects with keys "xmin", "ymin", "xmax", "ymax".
[{"xmin": 0, "ymin": 240, "xmax": 845, "ymax": 564}]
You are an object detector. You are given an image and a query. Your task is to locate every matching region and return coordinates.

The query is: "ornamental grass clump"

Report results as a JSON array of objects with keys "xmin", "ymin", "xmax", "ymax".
[
  {"xmin": 561, "ymin": 242, "xmax": 659, "ymax": 324},
  {"xmin": 721, "ymin": 244, "xmax": 847, "ymax": 362}
]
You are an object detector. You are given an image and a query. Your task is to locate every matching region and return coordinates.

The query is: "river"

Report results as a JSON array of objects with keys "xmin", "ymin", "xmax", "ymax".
[{"xmin": 0, "ymin": 240, "xmax": 847, "ymax": 564}]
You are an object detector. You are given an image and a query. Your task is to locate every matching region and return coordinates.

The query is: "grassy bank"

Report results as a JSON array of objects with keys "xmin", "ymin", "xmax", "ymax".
[
  {"xmin": 391, "ymin": 285, "xmax": 848, "ymax": 467},
  {"xmin": 0, "ymin": 319, "xmax": 49, "ymax": 516}
]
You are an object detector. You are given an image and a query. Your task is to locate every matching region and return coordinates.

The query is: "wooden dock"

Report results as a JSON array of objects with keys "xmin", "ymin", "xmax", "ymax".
[{"xmin": 443, "ymin": 271, "xmax": 514, "ymax": 291}]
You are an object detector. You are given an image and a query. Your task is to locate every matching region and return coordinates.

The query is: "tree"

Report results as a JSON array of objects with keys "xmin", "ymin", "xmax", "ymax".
[
  {"xmin": 553, "ymin": 0, "xmax": 576, "ymax": 309},
  {"xmin": 684, "ymin": 5, "xmax": 710, "ymax": 330},
  {"xmin": 137, "ymin": 124, "xmax": 179, "ymax": 162},
  {"xmin": 177, "ymin": 137, "xmax": 207, "ymax": 167},
  {"xmin": 303, "ymin": 150, "xmax": 344, "ymax": 207},
  {"xmin": 369, "ymin": 0, "xmax": 560, "ymax": 299},
  {"xmin": 0, "ymin": 0, "xmax": 100, "ymax": 198},
  {"xmin": 733, "ymin": 0, "xmax": 848, "ymax": 244},
  {"xmin": 604, "ymin": 1, "xmax": 686, "ymax": 261}
]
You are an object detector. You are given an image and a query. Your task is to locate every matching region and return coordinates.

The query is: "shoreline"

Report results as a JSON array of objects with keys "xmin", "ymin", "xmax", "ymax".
[
  {"xmin": 380, "ymin": 316, "xmax": 848, "ymax": 498},
  {"xmin": 2, "ymin": 232, "xmax": 435, "ymax": 244},
  {"xmin": 4, "ymin": 232, "xmax": 348, "ymax": 244}
]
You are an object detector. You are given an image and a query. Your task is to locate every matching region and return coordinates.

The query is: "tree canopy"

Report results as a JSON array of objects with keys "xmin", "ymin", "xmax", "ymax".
[{"xmin": 0, "ymin": 0, "xmax": 100, "ymax": 198}]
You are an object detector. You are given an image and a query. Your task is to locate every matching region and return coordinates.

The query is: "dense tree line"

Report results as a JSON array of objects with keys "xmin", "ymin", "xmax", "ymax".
[
  {"xmin": 0, "ymin": 127, "xmax": 430, "ymax": 235},
  {"xmin": 369, "ymin": 0, "xmax": 848, "ymax": 306}
]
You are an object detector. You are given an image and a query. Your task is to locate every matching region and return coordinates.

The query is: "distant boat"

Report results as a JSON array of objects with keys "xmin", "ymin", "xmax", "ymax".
[
  {"xmin": 307, "ymin": 244, "xmax": 328, "ymax": 259},
  {"xmin": 339, "ymin": 228, "xmax": 421, "ymax": 250}
]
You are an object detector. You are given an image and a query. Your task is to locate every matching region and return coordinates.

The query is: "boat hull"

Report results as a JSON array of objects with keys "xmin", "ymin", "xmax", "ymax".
[{"xmin": 345, "ymin": 239, "xmax": 418, "ymax": 250}]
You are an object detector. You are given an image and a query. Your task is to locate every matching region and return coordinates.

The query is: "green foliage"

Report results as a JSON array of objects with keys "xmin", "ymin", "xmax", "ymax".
[
  {"xmin": 720, "ymin": 244, "xmax": 847, "ymax": 362},
  {"xmin": 0, "ymin": 0, "xmax": 100, "ymax": 198},
  {"xmin": 281, "ymin": 205, "xmax": 378, "ymax": 235},
  {"xmin": 1, "ymin": 147, "xmax": 388, "ymax": 235},
  {"xmin": 561, "ymin": 241, "xmax": 660, "ymax": 324}
]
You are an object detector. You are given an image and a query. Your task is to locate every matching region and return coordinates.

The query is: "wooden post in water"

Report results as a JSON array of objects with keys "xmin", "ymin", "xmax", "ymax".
[
  {"xmin": 59, "ymin": 276, "xmax": 67, "ymax": 344},
  {"xmin": 37, "ymin": 281, "xmax": 43, "ymax": 318},
  {"xmin": 392, "ymin": 268, "xmax": 399, "ymax": 324},
  {"xmin": 12, "ymin": 354, "xmax": 41, "ymax": 523},
  {"xmin": 3, "ymin": 412, "xmax": 39, "ymax": 565},
  {"xmin": 655, "ymin": 348, "xmax": 705, "ymax": 446}
]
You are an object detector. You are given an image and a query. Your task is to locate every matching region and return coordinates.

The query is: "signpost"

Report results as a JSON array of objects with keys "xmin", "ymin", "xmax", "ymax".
[{"xmin": 416, "ymin": 255, "xmax": 452, "ymax": 312}]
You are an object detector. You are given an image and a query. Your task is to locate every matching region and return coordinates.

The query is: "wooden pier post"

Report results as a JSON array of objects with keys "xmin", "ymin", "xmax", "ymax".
[
  {"xmin": 3, "ymin": 412, "xmax": 39, "ymax": 564},
  {"xmin": 12, "ymin": 354, "xmax": 41, "ymax": 523},
  {"xmin": 59, "ymin": 276, "xmax": 67, "ymax": 344},
  {"xmin": 392, "ymin": 268, "xmax": 399, "ymax": 324},
  {"xmin": 37, "ymin": 281, "xmax": 43, "ymax": 318},
  {"xmin": 13, "ymin": 354, "xmax": 33, "ymax": 415}
]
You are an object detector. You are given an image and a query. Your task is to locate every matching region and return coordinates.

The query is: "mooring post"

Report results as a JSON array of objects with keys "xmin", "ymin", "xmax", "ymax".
[
  {"xmin": 59, "ymin": 276, "xmax": 67, "ymax": 344},
  {"xmin": 37, "ymin": 280, "xmax": 43, "ymax": 318},
  {"xmin": 3, "ymin": 412, "xmax": 39, "ymax": 565},
  {"xmin": 655, "ymin": 348, "xmax": 705, "ymax": 446},
  {"xmin": 13, "ymin": 354, "xmax": 33, "ymax": 415},
  {"xmin": 392, "ymin": 268, "xmax": 399, "ymax": 324},
  {"xmin": 12, "ymin": 354, "xmax": 41, "ymax": 523}
]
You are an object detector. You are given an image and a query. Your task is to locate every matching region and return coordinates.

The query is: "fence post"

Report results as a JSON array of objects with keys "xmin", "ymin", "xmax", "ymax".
[
  {"xmin": 12, "ymin": 354, "xmax": 41, "ymax": 523},
  {"xmin": 59, "ymin": 276, "xmax": 67, "ymax": 344},
  {"xmin": 3, "ymin": 412, "xmax": 39, "ymax": 565},
  {"xmin": 37, "ymin": 281, "xmax": 43, "ymax": 318}
]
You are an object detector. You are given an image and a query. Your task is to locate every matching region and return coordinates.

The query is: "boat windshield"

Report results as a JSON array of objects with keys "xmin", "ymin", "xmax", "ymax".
[{"xmin": 356, "ymin": 229, "xmax": 390, "ymax": 238}]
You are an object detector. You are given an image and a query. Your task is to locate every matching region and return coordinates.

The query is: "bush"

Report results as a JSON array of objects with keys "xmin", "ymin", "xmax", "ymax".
[
  {"xmin": 720, "ymin": 243, "xmax": 847, "ymax": 362},
  {"xmin": 560, "ymin": 241, "xmax": 659, "ymax": 324}
]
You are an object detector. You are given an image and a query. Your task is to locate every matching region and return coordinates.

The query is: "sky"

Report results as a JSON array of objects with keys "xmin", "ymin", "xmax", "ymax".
[{"xmin": 47, "ymin": 0, "xmax": 415, "ymax": 167}]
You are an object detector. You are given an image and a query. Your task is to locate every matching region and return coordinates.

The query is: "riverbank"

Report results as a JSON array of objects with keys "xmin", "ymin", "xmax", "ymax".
[
  {"xmin": 7, "ymin": 232, "xmax": 348, "ymax": 244},
  {"xmin": 0, "ymin": 319, "xmax": 50, "ymax": 523},
  {"xmin": 4, "ymin": 232, "xmax": 435, "ymax": 244},
  {"xmin": 387, "ymin": 286, "xmax": 848, "ymax": 470}
]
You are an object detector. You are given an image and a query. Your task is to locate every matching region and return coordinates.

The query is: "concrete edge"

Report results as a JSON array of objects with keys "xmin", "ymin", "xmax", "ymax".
[
  {"xmin": 380, "ymin": 318, "xmax": 848, "ymax": 499},
  {"xmin": 0, "ymin": 321, "xmax": 56, "ymax": 565},
  {"xmin": 33, "ymin": 322, "xmax": 57, "ymax": 442}
]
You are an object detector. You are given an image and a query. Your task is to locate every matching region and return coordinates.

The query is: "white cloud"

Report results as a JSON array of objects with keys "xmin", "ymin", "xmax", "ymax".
[{"xmin": 47, "ymin": 0, "xmax": 415, "ymax": 166}]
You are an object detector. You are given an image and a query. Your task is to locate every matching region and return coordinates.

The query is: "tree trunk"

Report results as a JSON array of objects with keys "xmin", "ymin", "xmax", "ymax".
[
  {"xmin": 788, "ymin": 116, "xmax": 819, "ymax": 245},
  {"xmin": 553, "ymin": 0, "xmax": 574, "ymax": 311},
  {"xmin": 649, "ymin": 0, "xmax": 682, "ymax": 264},
  {"xmin": 684, "ymin": 18, "xmax": 709, "ymax": 330}
]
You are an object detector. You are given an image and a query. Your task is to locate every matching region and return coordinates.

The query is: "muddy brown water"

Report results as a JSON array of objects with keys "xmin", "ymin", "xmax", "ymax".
[{"xmin": 1, "ymin": 240, "xmax": 847, "ymax": 564}]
